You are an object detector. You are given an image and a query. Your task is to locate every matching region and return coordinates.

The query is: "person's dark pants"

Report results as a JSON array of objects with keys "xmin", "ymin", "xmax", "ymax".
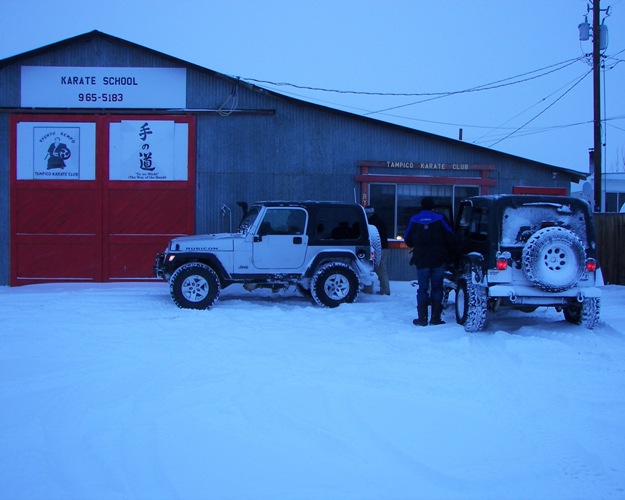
[{"xmin": 416, "ymin": 265, "xmax": 445, "ymax": 321}]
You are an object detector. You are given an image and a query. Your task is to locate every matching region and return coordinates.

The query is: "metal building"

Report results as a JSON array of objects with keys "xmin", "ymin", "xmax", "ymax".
[{"xmin": 0, "ymin": 31, "xmax": 586, "ymax": 286}]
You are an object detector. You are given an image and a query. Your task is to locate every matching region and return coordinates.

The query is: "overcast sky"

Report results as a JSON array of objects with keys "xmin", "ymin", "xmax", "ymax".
[{"xmin": 2, "ymin": 0, "xmax": 624, "ymax": 175}]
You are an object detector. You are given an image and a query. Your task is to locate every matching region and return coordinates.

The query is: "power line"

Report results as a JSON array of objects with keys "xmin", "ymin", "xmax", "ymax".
[
  {"xmin": 363, "ymin": 58, "xmax": 585, "ymax": 116},
  {"xmin": 240, "ymin": 52, "xmax": 621, "ymax": 147},
  {"xmin": 240, "ymin": 56, "xmax": 584, "ymax": 99},
  {"xmin": 485, "ymin": 69, "xmax": 593, "ymax": 148},
  {"xmin": 254, "ymin": 69, "xmax": 618, "ymax": 141},
  {"xmin": 471, "ymin": 115, "xmax": 624, "ymax": 144},
  {"xmin": 472, "ymin": 69, "xmax": 595, "ymax": 144}
]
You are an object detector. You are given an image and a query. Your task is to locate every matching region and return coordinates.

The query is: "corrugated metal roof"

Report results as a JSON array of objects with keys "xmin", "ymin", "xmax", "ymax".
[{"xmin": 0, "ymin": 30, "xmax": 588, "ymax": 182}]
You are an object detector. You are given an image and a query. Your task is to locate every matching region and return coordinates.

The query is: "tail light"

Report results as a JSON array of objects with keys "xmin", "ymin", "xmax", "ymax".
[
  {"xmin": 495, "ymin": 251, "xmax": 511, "ymax": 271},
  {"xmin": 585, "ymin": 258, "xmax": 597, "ymax": 272}
]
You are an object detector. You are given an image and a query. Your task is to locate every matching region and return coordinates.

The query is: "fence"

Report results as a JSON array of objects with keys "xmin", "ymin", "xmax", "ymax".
[{"xmin": 594, "ymin": 213, "xmax": 625, "ymax": 285}]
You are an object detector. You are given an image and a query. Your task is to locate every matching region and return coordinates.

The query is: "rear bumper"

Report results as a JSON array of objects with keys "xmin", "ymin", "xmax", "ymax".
[{"xmin": 488, "ymin": 284, "xmax": 601, "ymax": 305}]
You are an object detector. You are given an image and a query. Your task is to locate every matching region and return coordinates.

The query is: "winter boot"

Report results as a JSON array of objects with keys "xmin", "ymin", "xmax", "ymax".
[
  {"xmin": 430, "ymin": 301, "xmax": 445, "ymax": 325},
  {"xmin": 413, "ymin": 303, "xmax": 429, "ymax": 327}
]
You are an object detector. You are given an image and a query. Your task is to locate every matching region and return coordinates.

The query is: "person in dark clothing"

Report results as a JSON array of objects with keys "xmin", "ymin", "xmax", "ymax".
[
  {"xmin": 365, "ymin": 207, "xmax": 390, "ymax": 295},
  {"xmin": 404, "ymin": 197, "xmax": 454, "ymax": 326},
  {"xmin": 45, "ymin": 137, "xmax": 69, "ymax": 170}
]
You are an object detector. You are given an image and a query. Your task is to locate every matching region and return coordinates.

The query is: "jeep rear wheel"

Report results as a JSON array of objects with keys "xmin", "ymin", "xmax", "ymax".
[
  {"xmin": 522, "ymin": 227, "xmax": 585, "ymax": 292},
  {"xmin": 311, "ymin": 262, "xmax": 360, "ymax": 308},
  {"xmin": 563, "ymin": 297, "xmax": 600, "ymax": 329},
  {"xmin": 170, "ymin": 262, "xmax": 221, "ymax": 310},
  {"xmin": 455, "ymin": 277, "xmax": 487, "ymax": 332}
]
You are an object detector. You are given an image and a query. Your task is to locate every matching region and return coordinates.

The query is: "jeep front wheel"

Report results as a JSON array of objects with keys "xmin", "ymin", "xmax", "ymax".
[
  {"xmin": 170, "ymin": 262, "xmax": 221, "ymax": 309},
  {"xmin": 455, "ymin": 277, "xmax": 487, "ymax": 332},
  {"xmin": 311, "ymin": 263, "xmax": 360, "ymax": 308}
]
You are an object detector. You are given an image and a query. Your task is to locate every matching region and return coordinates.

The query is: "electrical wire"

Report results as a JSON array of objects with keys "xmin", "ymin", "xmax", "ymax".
[
  {"xmin": 471, "ymin": 115, "xmax": 624, "ymax": 144},
  {"xmin": 218, "ymin": 80, "xmax": 239, "ymax": 116},
  {"xmin": 259, "ymin": 56, "xmax": 585, "ymax": 121},
  {"xmin": 255, "ymin": 67, "xmax": 616, "ymax": 146},
  {"xmin": 239, "ymin": 50, "xmax": 621, "ymax": 146},
  {"xmin": 363, "ymin": 58, "xmax": 585, "ymax": 116},
  {"xmin": 471, "ymin": 69, "xmax": 595, "ymax": 144},
  {"xmin": 240, "ymin": 57, "xmax": 584, "ymax": 99},
  {"xmin": 484, "ymin": 69, "xmax": 593, "ymax": 148}
]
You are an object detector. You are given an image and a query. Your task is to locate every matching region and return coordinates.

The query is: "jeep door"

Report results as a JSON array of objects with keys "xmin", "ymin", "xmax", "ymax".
[
  {"xmin": 252, "ymin": 208, "xmax": 308, "ymax": 269},
  {"xmin": 456, "ymin": 201, "xmax": 491, "ymax": 260}
]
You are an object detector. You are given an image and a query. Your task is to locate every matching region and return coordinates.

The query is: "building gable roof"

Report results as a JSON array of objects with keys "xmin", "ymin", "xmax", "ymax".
[{"xmin": 1, "ymin": 30, "xmax": 588, "ymax": 182}]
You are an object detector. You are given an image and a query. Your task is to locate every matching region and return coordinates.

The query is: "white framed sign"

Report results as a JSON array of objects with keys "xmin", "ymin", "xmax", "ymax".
[
  {"xmin": 21, "ymin": 66, "xmax": 187, "ymax": 109},
  {"xmin": 109, "ymin": 120, "xmax": 188, "ymax": 181},
  {"xmin": 16, "ymin": 122, "xmax": 96, "ymax": 180}
]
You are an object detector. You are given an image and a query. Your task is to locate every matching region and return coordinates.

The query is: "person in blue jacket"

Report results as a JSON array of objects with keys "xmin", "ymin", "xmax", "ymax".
[{"xmin": 404, "ymin": 197, "xmax": 454, "ymax": 326}]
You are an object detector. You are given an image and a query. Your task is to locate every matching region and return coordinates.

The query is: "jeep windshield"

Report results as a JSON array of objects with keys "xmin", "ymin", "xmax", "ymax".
[
  {"xmin": 237, "ymin": 206, "xmax": 261, "ymax": 234},
  {"xmin": 501, "ymin": 202, "xmax": 588, "ymax": 247}
]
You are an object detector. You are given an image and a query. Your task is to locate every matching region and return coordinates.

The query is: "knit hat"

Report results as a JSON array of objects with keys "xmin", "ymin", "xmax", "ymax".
[{"xmin": 421, "ymin": 197, "xmax": 435, "ymax": 210}]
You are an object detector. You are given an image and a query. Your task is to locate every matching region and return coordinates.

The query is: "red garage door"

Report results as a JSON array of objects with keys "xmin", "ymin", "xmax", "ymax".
[{"xmin": 10, "ymin": 114, "xmax": 195, "ymax": 286}]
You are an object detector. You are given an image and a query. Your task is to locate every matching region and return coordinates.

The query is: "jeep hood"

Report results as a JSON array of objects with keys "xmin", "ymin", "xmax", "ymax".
[{"xmin": 167, "ymin": 233, "xmax": 243, "ymax": 252}]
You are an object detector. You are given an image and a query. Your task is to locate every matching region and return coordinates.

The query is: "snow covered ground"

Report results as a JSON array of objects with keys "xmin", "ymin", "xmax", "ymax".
[{"xmin": 1, "ymin": 280, "xmax": 624, "ymax": 499}]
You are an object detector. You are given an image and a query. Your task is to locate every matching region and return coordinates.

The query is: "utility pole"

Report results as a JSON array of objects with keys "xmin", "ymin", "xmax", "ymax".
[{"xmin": 592, "ymin": 0, "xmax": 602, "ymax": 212}]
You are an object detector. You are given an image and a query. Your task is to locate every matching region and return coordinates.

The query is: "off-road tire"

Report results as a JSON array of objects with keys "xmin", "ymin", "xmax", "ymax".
[
  {"xmin": 522, "ymin": 227, "xmax": 585, "ymax": 292},
  {"xmin": 170, "ymin": 262, "xmax": 221, "ymax": 310},
  {"xmin": 563, "ymin": 297, "xmax": 600, "ymax": 329},
  {"xmin": 368, "ymin": 224, "xmax": 383, "ymax": 269},
  {"xmin": 311, "ymin": 262, "xmax": 360, "ymax": 308},
  {"xmin": 455, "ymin": 277, "xmax": 487, "ymax": 332}
]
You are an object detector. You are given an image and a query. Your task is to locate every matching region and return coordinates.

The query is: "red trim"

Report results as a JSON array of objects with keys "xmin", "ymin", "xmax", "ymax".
[
  {"xmin": 357, "ymin": 160, "xmax": 496, "ymax": 170},
  {"xmin": 355, "ymin": 174, "xmax": 496, "ymax": 187},
  {"xmin": 356, "ymin": 162, "xmax": 497, "ymax": 193},
  {"xmin": 512, "ymin": 186, "xmax": 567, "ymax": 196},
  {"xmin": 388, "ymin": 240, "xmax": 409, "ymax": 249}
]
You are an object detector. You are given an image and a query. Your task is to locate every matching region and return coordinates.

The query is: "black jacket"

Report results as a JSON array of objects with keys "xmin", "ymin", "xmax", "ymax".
[{"xmin": 404, "ymin": 210, "xmax": 454, "ymax": 268}]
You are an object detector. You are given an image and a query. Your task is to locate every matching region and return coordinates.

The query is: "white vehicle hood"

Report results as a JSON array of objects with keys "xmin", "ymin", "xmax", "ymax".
[{"xmin": 168, "ymin": 233, "xmax": 244, "ymax": 252}]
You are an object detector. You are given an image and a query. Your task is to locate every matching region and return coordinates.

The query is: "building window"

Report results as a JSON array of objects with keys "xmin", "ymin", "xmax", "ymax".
[
  {"xmin": 605, "ymin": 192, "xmax": 625, "ymax": 213},
  {"xmin": 369, "ymin": 183, "xmax": 479, "ymax": 241}
]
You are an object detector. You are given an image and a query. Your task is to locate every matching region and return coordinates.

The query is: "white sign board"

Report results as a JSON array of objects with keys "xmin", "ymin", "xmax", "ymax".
[
  {"xmin": 109, "ymin": 120, "xmax": 188, "ymax": 181},
  {"xmin": 16, "ymin": 122, "xmax": 96, "ymax": 180},
  {"xmin": 21, "ymin": 66, "xmax": 187, "ymax": 108}
]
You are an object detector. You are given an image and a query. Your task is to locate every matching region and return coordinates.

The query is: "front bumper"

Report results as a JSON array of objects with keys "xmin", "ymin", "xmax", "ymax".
[{"xmin": 154, "ymin": 253, "xmax": 167, "ymax": 279}]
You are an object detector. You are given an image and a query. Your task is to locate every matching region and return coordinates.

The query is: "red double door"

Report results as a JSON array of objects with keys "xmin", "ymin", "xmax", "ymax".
[{"xmin": 10, "ymin": 114, "xmax": 195, "ymax": 286}]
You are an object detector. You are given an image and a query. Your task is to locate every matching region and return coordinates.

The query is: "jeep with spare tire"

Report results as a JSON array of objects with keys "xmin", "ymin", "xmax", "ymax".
[
  {"xmin": 154, "ymin": 201, "xmax": 381, "ymax": 309},
  {"xmin": 445, "ymin": 195, "xmax": 602, "ymax": 332}
]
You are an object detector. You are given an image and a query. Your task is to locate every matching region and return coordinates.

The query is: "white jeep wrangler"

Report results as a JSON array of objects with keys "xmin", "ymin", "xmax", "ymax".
[
  {"xmin": 446, "ymin": 195, "xmax": 602, "ymax": 332},
  {"xmin": 154, "ymin": 201, "xmax": 382, "ymax": 309}
]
